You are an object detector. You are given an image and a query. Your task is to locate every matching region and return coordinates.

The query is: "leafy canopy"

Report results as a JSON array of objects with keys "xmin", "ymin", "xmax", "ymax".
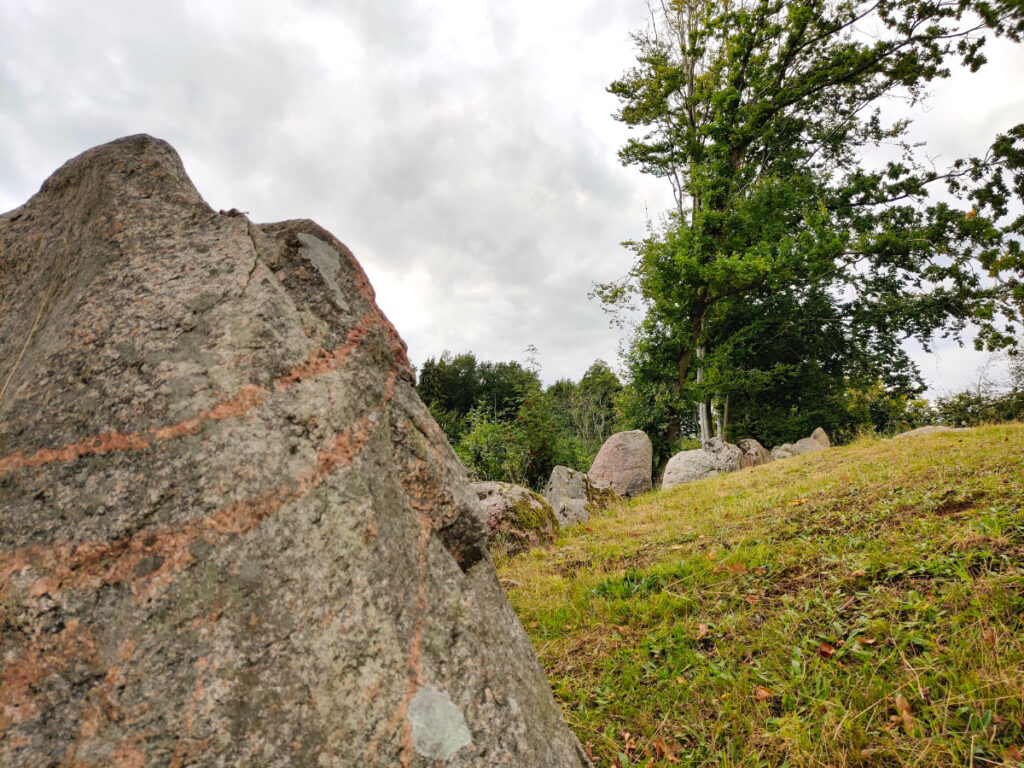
[{"xmin": 598, "ymin": 0, "xmax": 1024, "ymax": 453}]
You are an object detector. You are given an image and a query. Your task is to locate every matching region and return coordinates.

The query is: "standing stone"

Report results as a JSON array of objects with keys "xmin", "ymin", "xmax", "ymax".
[
  {"xmin": 471, "ymin": 481, "xmax": 559, "ymax": 555},
  {"xmin": 793, "ymin": 427, "xmax": 831, "ymax": 455},
  {"xmin": 810, "ymin": 427, "xmax": 831, "ymax": 448},
  {"xmin": 543, "ymin": 466, "xmax": 618, "ymax": 528},
  {"xmin": 0, "ymin": 136, "xmax": 588, "ymax": 768},
  {"xmin": 588, "ymin": 430, "xmax": 653, "ymax": 498},
  {"xmin": 736, "ymin": 438, "xmax": 772, "ymax": 468}
]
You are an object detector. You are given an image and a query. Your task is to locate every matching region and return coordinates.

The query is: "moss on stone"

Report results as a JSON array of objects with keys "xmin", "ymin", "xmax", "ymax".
[
  {"xmin": 490, "ymin": 491, "xmax": 560, "ymax": 556},
  {"xmin": 512, "ymin": 492, "xmax": 559, "ymax": 534},
  {"xmin": 585, "ymin": 485, "xmax": 619, "ymax": 511}
]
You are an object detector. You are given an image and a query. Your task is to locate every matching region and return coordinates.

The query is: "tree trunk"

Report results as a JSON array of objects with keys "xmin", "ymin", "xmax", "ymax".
[
  {"xmin": 718, "ymin": 395, "xmax": 729, "ymax": 441},
  {"xmin": 696, "ymin": 344, "xmax": 712, "ymax": 444}
]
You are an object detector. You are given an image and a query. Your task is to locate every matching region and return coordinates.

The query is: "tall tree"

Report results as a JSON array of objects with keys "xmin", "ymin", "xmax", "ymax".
[{"xmin": 598, "ymin": 0, "xmax": 1023, "ymax": 449}]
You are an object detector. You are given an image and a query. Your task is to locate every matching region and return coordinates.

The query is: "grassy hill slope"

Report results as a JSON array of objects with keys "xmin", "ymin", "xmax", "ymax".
[{"xmin": 498, "ymin": 424, "xmax": 1024, "ymax": 767}]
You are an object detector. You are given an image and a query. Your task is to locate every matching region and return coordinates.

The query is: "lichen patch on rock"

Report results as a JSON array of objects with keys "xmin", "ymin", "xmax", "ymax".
[{"xmin": 407, "ymin": 685, "xmax": 473, "ymax": 760}]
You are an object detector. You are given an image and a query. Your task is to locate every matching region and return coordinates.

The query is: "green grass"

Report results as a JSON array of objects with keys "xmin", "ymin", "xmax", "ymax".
[{"xmin": 497, "ymin": 423, "xmax": 1024, "ymax": 767}]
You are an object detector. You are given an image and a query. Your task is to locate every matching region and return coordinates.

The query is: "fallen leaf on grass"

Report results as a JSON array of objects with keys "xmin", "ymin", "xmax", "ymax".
[
  {"xmin": 745, "ymin": 594, "xmax": 761, "ymax": 606},
  {"xmin": 650, "ymin": 739, "xmax": 681, "ymax": 763},
  {"xmin": 619, "ymin": 731, "xmax": 637, "ymax": 757},
  {"xmin": 584, "ymin": 742, "xmax": 595, "ymax": 761},
  {"xmin": 983, "ymin": 628, "xmax": 997, "ymax": 648},
  {"xmin": 1004, "ymin": 746, "xmax": 1023, "ymax": 764},
  {"xmin": 727, "ymin": 562, "xmax": 747, "ymax": 574},
  {"xmin": 894, "ymin": 693, "xmax": 915, "ymax": 734},
  {"xmin": 755, "ymin": 686, "xmax": 774, "ymax": 701},
  {"xmin": 789, "ymin": 498, "xmax": 808, "ymax": 506},
  {"xmin": 861, "ymin": 636, "xmax": 878, "ymax": 646},
  {"xmin": 695, "ymin": 623, "xmax": 709, "ymax": 640},
  {"xmin": 850, "ymin": 569, "xmax": 867, "ymax": 578},
  {"xmin": 818, "ymin": 642, "xmax": 836, "ymax": 658}
]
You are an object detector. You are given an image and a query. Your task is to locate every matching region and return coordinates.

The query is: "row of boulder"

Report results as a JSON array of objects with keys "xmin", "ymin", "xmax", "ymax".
[
  {"xmin": 470, "ymin": 427, "xmax": 833, "ymax": 555},
  {"xmin": 471, "ymin": 466, "xmax": 619, "ymax": 555},
  {"xmin": 663, "ymin": 427, "xmax": 831, "ymax": 489}
]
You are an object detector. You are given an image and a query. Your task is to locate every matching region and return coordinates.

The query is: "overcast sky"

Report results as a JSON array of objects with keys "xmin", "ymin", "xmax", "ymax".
[{"xmin": 2, "ymin": 1, "xmax": 1022, "ymax": 397}]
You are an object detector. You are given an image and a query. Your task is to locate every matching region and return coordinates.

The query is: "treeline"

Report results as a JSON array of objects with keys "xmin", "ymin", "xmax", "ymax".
[
  {"xmin": 416, "ymin": 352, "xmax": 620, "ymax": 489},
  {"xmin": 933, "ymin": 354, "xmax": 1024, "ymax": 427},
  {"xmin": 418, "ymin": 348, "xmax": 1024, "ymax": 485}
]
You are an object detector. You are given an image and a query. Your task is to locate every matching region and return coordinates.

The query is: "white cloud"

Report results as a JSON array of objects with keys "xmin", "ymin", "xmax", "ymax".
[{"xmin": 0, "ymin": 0, "xmax": 1019, "ymax": 393}]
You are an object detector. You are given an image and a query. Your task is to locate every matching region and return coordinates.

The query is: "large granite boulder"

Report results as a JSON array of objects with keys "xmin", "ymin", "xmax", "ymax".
[
  {"xmin": 543, "ymin": 465, "xmax": 618, "ymax": 527},
  {"xmin": 736, "ymin": 438, "xmax": 772, "ymax": 468},
  {"xmin": 662, "ymin": 437, "xmax": 742, "ymax": 490},
  {"xmin": 588, "ymin": 430, "xmax": 653, "ymax": 497},
  {"xmin": 471, "ymin": 481, "xmax": 559, "ymax": 555},
  {"xmin": 0, "ymin": 136, "xmax": 588, "ymax": 767}
]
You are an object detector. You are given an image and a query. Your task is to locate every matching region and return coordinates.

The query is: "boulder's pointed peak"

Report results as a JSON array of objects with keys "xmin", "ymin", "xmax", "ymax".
[{"xmin": 36, "ymin": 133, "xmax": 206, "ymax": 210}]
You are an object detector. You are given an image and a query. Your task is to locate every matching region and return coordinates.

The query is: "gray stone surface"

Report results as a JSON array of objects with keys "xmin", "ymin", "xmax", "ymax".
[
  {"xmin": 588, "ymin": 430, "xmax": 653, "ymax": 497},
  {"xmin": 736, "ymin": 438, "xmax": 772, "ymax": 468},
  {"xmin": 772, "ymin": 428, "xmax": 830, "ymax": 459},
  {"xmin": 662, "ymin": 448, "xmax": 721, "ymax": 488},
  {"xmin": 543, "ymin": 465, "xmax": 617, "ymax": 528},
  {"xmin": 662, "ymin": 438, "xmax": 742, "ymax": 490},
  {"xmin": 0, "ymin": 136, "xmax": 588, "ymax": 768},
  {"xmin": 471, "ymin": 481, "xmax": 559, "ymax": 555},
  {"xmin": 793, "ymin": 427, "xmax": 830, "ymax": 455},
  {"xmin": 704, "ymin": 437, "xmax": 743, "ymax": 470},
  {"xmin": 771, "ymin": 443, "xmax": 797, "ymax": 460},
  {"xmin": 892, "ymin": 425, "xmax": 962, "ymax": 440}
]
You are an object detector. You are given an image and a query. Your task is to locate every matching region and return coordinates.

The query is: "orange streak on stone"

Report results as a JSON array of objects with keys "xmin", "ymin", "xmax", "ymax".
[
  {"xmin": 0, "ymin": 621, "xmax": 98, "ymax": 737},
  {"xmin": 1, "ymin": 346, "xmax": 404, "ymax": 754},
  {"xmin": 0, "ymin": 370, "xmax": 400, "ymax": 609},
  {"xmin": 151, "ymin": 385, "xmax": 265, "ymax": 440},
  {"xmin": 0, "ymin": 311, "xmax": 407, "ymax": 477},
  {"xmin": 273, "ymin": 310, "xmax": 376, "ymax": 391},
  {"xmin": 0, "ymin": 386, "xmax": 266, "ymax": 477},
  {"xmin": 0, "ymin": 431, "xmax": 151, "ymax": 474}
]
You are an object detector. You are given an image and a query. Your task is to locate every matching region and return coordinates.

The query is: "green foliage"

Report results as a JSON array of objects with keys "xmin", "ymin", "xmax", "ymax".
[
  {"xmin": 429, "ymin": 352, "xmax": 625, "ymax": 487},
  {"xmin": 516, "ymin": 380, "xmax": 562, "ymax": 489},
  {"xmin": 548, "ymin": 360, "xmax": 624, "ymax": 467},
  {"xmin": 935, "ymin": 388, "xmax": 1024, "ymax": 427},
  {"xmin": 835, "ymin": 382, "xmax": 935, "ymax": 441},
  {"xmin": 417, "ymin": 350, "xmax": 537, "ymax": 445},
  {"xmin": 454, "ymin": 407, "xmax": 530, "ymax": 485},
  {"xmin": 599, "ymin": 0, "xmax": 1024, "ymax": 454},
  {"xmin": 614, "ymin": 380, "xmax": 695, "ymax": 470}
]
